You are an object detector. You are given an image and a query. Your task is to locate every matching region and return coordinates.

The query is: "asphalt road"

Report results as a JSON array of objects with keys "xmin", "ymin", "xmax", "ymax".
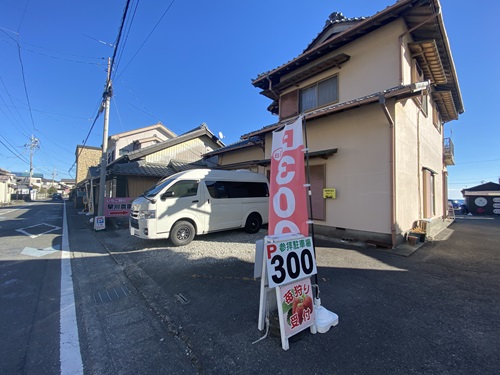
[
  {"xmin": 0, "ymin": 201, "xmax": 63, "ymax": 374},
  {"xmin": 94, "ymin": 213, "xmax": 500, "ymax": 374},
  {"xmin": 2, "ymin": 201, "xmax": 499, "ymax": 374}
]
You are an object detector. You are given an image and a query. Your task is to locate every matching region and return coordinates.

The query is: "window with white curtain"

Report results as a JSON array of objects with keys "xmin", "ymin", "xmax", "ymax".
[{"xmin": 300, "ymin": 75, "xmax": 338, "ymax": 113}]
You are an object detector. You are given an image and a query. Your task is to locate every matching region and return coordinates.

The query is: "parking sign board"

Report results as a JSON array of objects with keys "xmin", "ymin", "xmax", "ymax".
[
  {"xmin": 94, "ymin": 216, "xmax": 105, "ymax": 231},
  {"xmin": 265, "ymin": 236, "xmax": 317, "ymax": 288}
]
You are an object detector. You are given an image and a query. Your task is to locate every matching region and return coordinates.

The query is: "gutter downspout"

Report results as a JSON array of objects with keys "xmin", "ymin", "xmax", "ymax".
[
  {"xmin": 266, "ymin": 73, "xmax": 280, "ymax": 102},
  {"xmin": 379, "ymin": 94, "xmax": 397, "ymax": 248}
]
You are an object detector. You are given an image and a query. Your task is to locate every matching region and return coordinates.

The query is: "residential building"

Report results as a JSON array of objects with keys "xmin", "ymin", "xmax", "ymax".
[
  {"xmin": 106, "ymin": 122, "xmax": 176, "ymax": 164},
  {"xmin": 0, "ymin": 168, "xmax": 16, "ymax": 204},
  {"xmin": 78, "ymin": 123, "xmax": 224, "ymax": 214},
  {"xmin": 462, "ymin": 182, "xmax": 500, "ymax": 215},
  {"xmin": 205, "ymin": 0, "xmax": 463, "ymax": 247}
]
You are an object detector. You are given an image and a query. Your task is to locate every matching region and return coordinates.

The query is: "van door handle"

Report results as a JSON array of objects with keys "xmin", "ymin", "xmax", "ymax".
[{"xmin": 192, "ymin": 200, "xmax": 199, "ymax": 203}]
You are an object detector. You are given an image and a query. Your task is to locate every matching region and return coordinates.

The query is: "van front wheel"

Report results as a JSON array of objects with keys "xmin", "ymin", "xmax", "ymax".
[
  {"xmin": 170, "ymin": 221, "xmax": 195, "ymax": 246},
  {"xmin": 244, "ymin": 213, "xmax": 262, "ymax": 234}
]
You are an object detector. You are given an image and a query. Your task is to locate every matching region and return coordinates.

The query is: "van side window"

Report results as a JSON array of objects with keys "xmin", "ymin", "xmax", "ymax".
[
  {"xmin": 205, "ymin": 181, "xmax": 269, "ymax": 199},
  {"xmin": 165, "ymin": 180, "xmax": 198, "ymax": 198}
]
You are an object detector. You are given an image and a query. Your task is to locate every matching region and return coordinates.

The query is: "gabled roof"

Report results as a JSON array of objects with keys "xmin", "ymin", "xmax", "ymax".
[
  {"xmin": 109, "ymin": 122, "xmax": 177, "ymax": 141},
  {"xmin": 109, "ymin": 123, "xmax": 225, "ymax": 165},
  {"xmin": 462, "ymin": 182, "xmax": 500, "ymax": 193},
  {"xmin": 252, "ymin": 0, "xmax": 463, "ymax": 119},
  {"xmin": 0, "ymin": 167, "xmax": 13, "ymax": 175}
]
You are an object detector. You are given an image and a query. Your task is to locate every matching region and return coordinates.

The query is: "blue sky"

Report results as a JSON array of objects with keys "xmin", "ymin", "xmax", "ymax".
[{"xmin": 0, "ymin": 0, "xmax": 498, "ymax": 198}]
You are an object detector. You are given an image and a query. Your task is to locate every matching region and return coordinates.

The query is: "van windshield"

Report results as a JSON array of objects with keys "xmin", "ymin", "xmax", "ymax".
[{"xmin": 143, "ymin": 178, "xmax": 175, "ymax": 198}]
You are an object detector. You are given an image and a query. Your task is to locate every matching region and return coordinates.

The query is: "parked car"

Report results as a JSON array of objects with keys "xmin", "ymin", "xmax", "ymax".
[
  {"xmin": 447, "ymin": 199, "xmax": 459, "ymax": 209},
  {"xmin": 130, "ymin": 169, "xmax": 269, "ymax": 246},
  {"xmin": 52, "ymin": 193, "xmax": 62, "ymax": 201}
]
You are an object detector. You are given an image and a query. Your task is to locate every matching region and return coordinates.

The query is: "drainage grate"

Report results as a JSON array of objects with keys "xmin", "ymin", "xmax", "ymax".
[
  {"xmin": 93, "ymin": 285, "xmax": 132, "ymax": 304},
  {"xmin": 174, "ymin": 293, "xmax": 190, "ymax": 305}
]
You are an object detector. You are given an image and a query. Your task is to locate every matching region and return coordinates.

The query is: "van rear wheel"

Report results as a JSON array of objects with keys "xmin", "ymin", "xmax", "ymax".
[
  {"xmin": 244, "ymin": 213, "xmax": 262, "ymax": 234},
  {"xmin": 170, "ymin": 220, "xmax": 195, "ymax": 246}
]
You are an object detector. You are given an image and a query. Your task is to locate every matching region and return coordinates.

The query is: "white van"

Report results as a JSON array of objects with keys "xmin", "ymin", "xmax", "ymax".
[{"xmin": 129, "ymin": 169, "xmax": 269, "ymax": 246}]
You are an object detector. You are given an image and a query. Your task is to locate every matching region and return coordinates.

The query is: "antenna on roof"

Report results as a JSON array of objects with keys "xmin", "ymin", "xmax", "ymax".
[{"xmin": 218, "ymin": 131, "xmax": 224, "ymax": 140}]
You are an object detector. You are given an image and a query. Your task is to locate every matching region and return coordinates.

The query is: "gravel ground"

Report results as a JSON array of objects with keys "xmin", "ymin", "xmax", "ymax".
[{"xmin": 89, "ymin": 218, "xmax": 500, "ymax": 375}]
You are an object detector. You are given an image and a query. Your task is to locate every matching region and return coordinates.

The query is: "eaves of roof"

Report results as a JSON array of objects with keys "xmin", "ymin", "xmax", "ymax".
[
  {"xmin": 109, "ymin": 123, "xmax": 176, "ymax": 141},
  {"xmin": 109, "ymin": 125, "xmax": 225, "ymax": 166},
  {"xmin": 462, "ymin": 182, "xmax": 500, "ymax": 192},
  {"xmin": 252, "ymin": 0, "xmax": 463, "ymax": 116},
  {"xmin": 203, "ymin": 136, "xmax": 264, "ymax": 158},
  {"xmin": 110, "ymin": 159, "xmax": 209, "ymax": 178},
  {"xmin": 214, "ymin": 148, "xmax": 338, "ymax": 169},
  {"xmin": 242, "ymin": 82, "xmax": 429, "ymax": 139}
]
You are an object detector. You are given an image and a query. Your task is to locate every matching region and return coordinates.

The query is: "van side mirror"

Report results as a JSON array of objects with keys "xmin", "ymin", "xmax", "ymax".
[{"xmin": 161, "ymin": 191, "xmax": 174, "ymax": 200}]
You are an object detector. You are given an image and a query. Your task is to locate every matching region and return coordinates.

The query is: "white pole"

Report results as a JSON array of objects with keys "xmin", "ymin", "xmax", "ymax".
[{"xmin": 97, "ymin": 58, "xmax": 111, "ymax": 217}]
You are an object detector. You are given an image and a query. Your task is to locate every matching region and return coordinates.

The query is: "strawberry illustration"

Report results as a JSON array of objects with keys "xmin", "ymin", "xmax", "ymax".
[
  {"xmin": 292, "ymin": 294, "xmax": 314, "ymax": 324},
  {"xmin": 303, "ymin": 295, "xmax": 313, "ymax": 315}
]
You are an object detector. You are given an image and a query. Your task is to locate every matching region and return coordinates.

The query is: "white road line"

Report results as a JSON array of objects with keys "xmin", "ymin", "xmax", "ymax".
[{"xmin": 60, "ymin": 202, "xmax": 84, "ymax": 374}]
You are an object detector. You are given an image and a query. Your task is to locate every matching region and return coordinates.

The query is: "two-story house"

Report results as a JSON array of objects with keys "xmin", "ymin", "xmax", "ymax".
[
  {"xmin": 205, "ymin": 0, "xmax": 464, "ymax": 247},
  {"xmin": 0, "ymin": 168, "xmax": 16, "ymax": 204},
  {"xmin": 106, "ymin": 122, "xmax": 176, "ymax": 164}
]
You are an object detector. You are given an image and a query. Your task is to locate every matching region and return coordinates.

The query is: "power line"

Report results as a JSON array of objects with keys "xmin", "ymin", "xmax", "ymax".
[
  {"xmin": 16, "ymin": 46, "xmax": 36, "ymax": 132},
  {"xmin": 108, "ymin": 0, "xmax": 132, "ymax": 83},
  {"xmin": 0, "ymin": 137, "xmax": 30, "ymax": 164},
  {"xmin": 117, "ymin": 0, "xmax": 176, "ymax": 78},
  {"xmin": 113, "ymin": 0, "xmax": 140, "ymax": 77},
  {"xmin": 67, "ymin": 111, "xmax": 101, "ymax": 173}
]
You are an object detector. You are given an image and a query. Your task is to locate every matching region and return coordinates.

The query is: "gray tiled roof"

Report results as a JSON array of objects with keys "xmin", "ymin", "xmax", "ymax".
[{"xmin": 111, "ymin": 159, "xmax": 209, "ymax": 178}]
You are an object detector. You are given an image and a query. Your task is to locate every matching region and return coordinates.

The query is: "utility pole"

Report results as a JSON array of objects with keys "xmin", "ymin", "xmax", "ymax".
[
  {"xmin": 97, "ymin": 58, "xmax": 112, "ymax": 217},
  {"xmin": 52, "ymin": 167, "xmax": 57, "ymax": 191},
  {"xmin": 24, "ymin": 135, "xmax": 39, "ymax": 200}
]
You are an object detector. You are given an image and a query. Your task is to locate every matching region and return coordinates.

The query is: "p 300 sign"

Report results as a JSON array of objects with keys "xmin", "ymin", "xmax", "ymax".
[{"xmin": 266, "ymin": 236, "xmax": 317, "ymax": 288}]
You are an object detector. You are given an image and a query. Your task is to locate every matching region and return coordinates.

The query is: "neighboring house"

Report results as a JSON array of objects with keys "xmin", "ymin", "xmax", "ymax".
[
  {"xmin": 205, "ymin": 0, "xmax": 464, "ymax": 247},
  {"xmin": 106, "ymin": 122, "xmax": 176, "ymax": 164},
  {"xmin": 12, "ymin": 172, "xmax": 43, "ymax": 189},
  {"xmin": 41, "ymin": 178, "xmax": 58, "ymax": 190},
  {"xmin": 75, "ymin": 145, "xmax": 101, "ymax": 185},
  {"xmin": 0, "ymin": 168, "xmax": 16, "ymax": 204},
  {"xmin": 462, "ymin": 182, "xmax": 500, "ymax": 215},
  {"xmin": 60, "ymin": 178, "xmax": 76, "ymax": 194},
  {"xmin": 74, "ymin": 123, "xmax": 175, "ymax": 186},
  {"xmin": 80, "ymin": 123, "xmax": 224, "ymax": 213},
  {"xmin": 41, "ymin": 178, "xmax": 74, "ymax": 195}
]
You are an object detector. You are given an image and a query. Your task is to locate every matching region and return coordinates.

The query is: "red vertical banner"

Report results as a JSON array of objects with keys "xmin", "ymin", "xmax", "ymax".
[{"xmin": 268, "ymin": 116, "xmax": 308, "ymax": 236}]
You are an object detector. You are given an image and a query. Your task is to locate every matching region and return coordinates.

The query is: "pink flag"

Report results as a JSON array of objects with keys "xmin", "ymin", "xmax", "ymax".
[{"xmin": 268, "ymin": 116, "xmax": 308, "ymax": 236}]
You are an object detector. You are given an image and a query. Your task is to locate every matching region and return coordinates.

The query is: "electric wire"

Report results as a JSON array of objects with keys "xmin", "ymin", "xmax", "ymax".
[
  {"xmin": 116, "ymin": 0, "xmax": 176, "ymax": 79},
  {"xmin": 0, "ymin": 137, "xmax": 30, "ymax": 164},
  {"xmin": 113, "ymin": 0, "xmax": 140, "ymax": 78},
  {"xmin": 15, "ymin": 37, "xmax": 36, "ymax": 132}
]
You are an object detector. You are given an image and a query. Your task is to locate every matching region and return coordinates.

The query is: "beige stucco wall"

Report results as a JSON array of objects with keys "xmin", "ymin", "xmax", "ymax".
[
  {"xmin": 262, "ymin": 104, "xmax": 392, "ymax": 234},
  {"xmin": 212, "ymin": 19, "xmax": 451, "ymax": 242},
  {"xmin": 215, "ymin": 146, "xmax": 267, "ymax": 174},
  {"xmin": 109, "ymin": 127, "xmax": 173, "ymax": 160},
  {"xmin": 395, "ymin": 97, "xmax": 445, "ymax": 233},
  {"xmin": 281, "ymin": 20, "xmax": 405, "ymax": 101}
]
